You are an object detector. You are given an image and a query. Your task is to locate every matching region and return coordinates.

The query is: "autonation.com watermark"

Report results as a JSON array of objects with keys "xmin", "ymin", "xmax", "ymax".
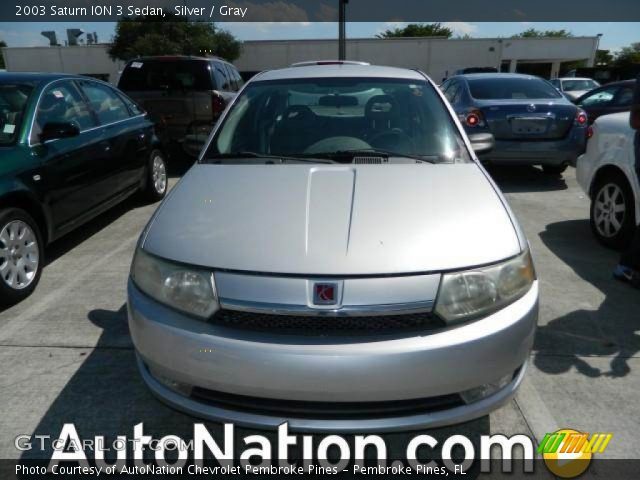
[{"xmin": 14, "ymin": 422, "xmax": 539, "ymax": 476}]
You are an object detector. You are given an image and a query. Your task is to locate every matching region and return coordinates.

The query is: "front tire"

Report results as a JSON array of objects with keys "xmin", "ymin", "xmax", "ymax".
[
  {"xmin": 590, "ymin": 172, "xmax": 636, "ymax": 249},
  {"xmin": 141, "ymin": 150, "xmax": 168, "ymax": 203},
  {"xmin": 542, "ymin": 164, "xmax": 568, "ymax": 176},
  {"xmin": 0, "ymin": 208, "xmax": 44, "ymax": 305}
]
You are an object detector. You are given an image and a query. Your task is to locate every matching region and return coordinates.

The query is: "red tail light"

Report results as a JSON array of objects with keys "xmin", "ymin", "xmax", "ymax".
[
  {"xmin": 211, "ymin": 92, "xmax": 225, "ymax": 118},
  {"xmin": 460, "ymin": 109, "xmax": 485, "ymax": 128},
  {"xmin": 466, "ymin": 113, "xmax": 480, "ymax": 127},
  {"xmin": 587, "ymin": 125, "xmax": 594, "ymax": 139},
  {"xmin": 576, "ymin": 111, "xmax": 588, "ymax": 126}
]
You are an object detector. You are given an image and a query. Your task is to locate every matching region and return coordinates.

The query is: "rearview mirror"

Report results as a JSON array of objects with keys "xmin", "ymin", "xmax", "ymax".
[
  {"xmin": 40, "ymin": 122, "xmax": 80, "ymax": 143},
  {"xmin": 468, "ymin": 132, "xmax": 495, "ymax": 155}
]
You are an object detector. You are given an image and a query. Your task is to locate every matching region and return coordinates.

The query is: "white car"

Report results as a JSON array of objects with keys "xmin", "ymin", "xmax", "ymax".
[
  {"xmin": 577, "ymin": 112, "xmax": 639, "ymax": 248},
  {"xmin": 550, "ymin": 77, "xmax": 600, "ymax": 102}
]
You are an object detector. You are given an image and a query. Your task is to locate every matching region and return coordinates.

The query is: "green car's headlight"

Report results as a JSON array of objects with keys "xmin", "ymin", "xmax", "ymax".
[
  {"xmin": 435, "ymin": 250, "xmax": 535, "ymax": 324},
  {"xmin": 131, "ymin": 249, "xmax": 218, "ymax": 318}
]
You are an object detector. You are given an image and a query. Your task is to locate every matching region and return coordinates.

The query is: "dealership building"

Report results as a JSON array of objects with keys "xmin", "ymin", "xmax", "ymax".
[{"xmin": 1, "ymin": 36, "xmax": 600, "ymax": 84}]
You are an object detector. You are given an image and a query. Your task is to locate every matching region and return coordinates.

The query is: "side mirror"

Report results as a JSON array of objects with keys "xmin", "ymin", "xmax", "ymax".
[
  {"xmin": 40, "ymin": 122, "xmax": 80, "ymax": 143},
  {"xmin": 630, "ymin": 76, "xmax": 640, "ymax": 131},
  {"xmin": 632, "ymin": 107, "xmax": 640, "ymax": 131},
  {"xmin": 468, "ymin": 132, "xmax": 495, "ymax": 155}
]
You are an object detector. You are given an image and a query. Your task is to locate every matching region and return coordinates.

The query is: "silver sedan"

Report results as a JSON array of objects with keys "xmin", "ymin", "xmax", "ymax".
[{"xmin": 127, "ymin": 62, "xmax": 538, "ymax": 432}]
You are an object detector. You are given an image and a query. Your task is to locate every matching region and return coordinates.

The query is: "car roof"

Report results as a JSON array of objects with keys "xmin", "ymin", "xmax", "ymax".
[
  {"xmin": 457, "ymin": 73, "xmax": 542, "ymax": 81},
  {"xmin": 598, "ymin": 79, "xmax": 637, "ymax": 86},
  {"xmin": 557, "ymin": 77, "xmax": 597, "ymax": 81},
  {"xmin": 254, "ymin": 64, "xmax": 426, "ymax": 82},
  {"xmin": 0, "ymin": 72, "xmax": 81, "ymax": 84},
  {"xmin": 128, "ymin": 55, "xmax": 226, "ymax": 64}
]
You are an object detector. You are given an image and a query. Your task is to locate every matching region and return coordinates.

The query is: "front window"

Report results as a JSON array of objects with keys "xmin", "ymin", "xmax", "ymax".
[
  {"xmin": 0, "ymin": 84, "xmax": 33, "ymax": 146},
  {"xmin": 561, "ymin": 79, "xmax": 599, "ymax": 92},
  {"xmin": 579, "ymin": 87, "xmax": 617, "ymax": 107},
  {"xmin": 468, "ymin": 77, "xmax": 563, "ymax": 100},
  {"xmin": 204, "ymin": 77, "xmax": 471, "ymax": 164},
  {"xmin": 31, "ymin": 81, "xmax": 95, "ymax": 145}
]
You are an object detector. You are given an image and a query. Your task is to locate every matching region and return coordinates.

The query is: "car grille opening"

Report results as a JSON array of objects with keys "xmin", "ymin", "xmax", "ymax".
[
  {"xmin": 208, "ymin": 309, "xmax": 446, "ymax": 337},
  {"xmin": 190, "ymin": 387, "xmax": 465, "ymax": 420}
]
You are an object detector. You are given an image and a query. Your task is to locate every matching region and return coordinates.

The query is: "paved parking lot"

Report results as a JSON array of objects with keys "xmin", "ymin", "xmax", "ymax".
[{"xmin": 0, "ymin": 165, "xmax": 638, "ymax": 462}]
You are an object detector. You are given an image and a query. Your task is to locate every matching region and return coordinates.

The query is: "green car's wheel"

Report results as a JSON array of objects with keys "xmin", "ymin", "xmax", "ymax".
[{"xmin": 0, "ymin": 208, "xmax": 44, "ymax": 305}]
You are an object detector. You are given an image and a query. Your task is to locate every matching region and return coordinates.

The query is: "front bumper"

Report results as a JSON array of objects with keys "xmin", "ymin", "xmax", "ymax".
[{"xmin": 128, "ymin": 280, "xmax": 538, "ymax": 432}]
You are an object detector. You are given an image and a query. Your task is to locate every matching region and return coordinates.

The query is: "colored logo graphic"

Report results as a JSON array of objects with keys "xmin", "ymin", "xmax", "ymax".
[
  {"xmin": 539, "ymin": 429, "xmax": 612, "ymax": 478},
  {"xmin": 313, "ymin": 283, "xmax": 338, "ymax": 305}
]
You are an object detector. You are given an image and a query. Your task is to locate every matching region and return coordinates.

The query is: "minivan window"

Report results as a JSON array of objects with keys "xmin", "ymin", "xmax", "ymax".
[
  {"xmin": 31, "ymin": 81, "xmax": 95, "ymax": 144},
  {"xmin": 223, "ymin": 64, "xmax": 238, "ymax": 91},
  {"xmin": 205, "ymin": 77, "xmax": 471, "ymax": 164},
  {"xmin": 212, "ymin": 62, "xmax": 230, "ymax": 91},
  {"xmin": 0, "ymin": 84, "xmax": 33, "ymax": 146},
  {"xmin": 468, "ymin": 77, "xmax": 563, "ymax": 100},
  {"xmin": 119, "ymin": 60, "xmax": 212, "ymax": 91},
  {"xmin": 80, "ymin": 82, "xmax": 131, "ymax": 125}
]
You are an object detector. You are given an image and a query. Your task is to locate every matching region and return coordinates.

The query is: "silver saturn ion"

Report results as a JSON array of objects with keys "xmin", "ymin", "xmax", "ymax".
[{"xmin": 128, "ymin": 62, "xmax": 538, "ymax": 432}]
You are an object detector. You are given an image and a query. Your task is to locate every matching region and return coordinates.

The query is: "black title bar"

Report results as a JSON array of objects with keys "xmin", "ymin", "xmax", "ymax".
[{"xmin": 3, "ymin": 0, "xmax": 640, "ymax": 22}]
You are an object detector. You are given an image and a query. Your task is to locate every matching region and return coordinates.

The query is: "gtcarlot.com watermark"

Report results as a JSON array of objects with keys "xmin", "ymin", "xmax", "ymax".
[{"xmin": 14, "ymin": 422, "xmax": 541, "ymax": 476}]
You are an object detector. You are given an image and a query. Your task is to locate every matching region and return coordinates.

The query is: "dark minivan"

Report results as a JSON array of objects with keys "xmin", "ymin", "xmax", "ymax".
[{"xmin": 118, "ymin": 56, "xmax": 243, "ymax": 157}]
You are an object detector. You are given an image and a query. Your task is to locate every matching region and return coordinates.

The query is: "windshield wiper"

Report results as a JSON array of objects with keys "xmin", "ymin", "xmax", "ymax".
[
  {"xmin": 202, "ymin": 152, "xmax": 336, "ymax": 164},
  {"xmin": 309, "ymin": 149, "xmax": 438, "ymax": 164}
]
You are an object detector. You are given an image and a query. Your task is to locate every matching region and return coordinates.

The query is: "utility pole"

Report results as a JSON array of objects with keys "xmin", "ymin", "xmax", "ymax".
[{"xmin": 338, "ymin": 0, "xmax": 348, "ymax": 60}]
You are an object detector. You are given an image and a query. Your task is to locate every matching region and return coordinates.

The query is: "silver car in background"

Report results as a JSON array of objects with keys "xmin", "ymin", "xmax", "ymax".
[{"xmin": 127, "ymin": 62, "xmax": 538, "ymax": 431}]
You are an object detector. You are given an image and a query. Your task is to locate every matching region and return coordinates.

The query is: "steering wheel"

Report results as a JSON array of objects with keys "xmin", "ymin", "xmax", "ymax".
[{"xmin": 367, "ymin": 128, "xmax": 415, "ymax": 152}]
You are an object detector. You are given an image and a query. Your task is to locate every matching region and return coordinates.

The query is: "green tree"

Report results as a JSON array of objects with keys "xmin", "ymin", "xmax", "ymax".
[
  {"xmin": 614, "ymin": 42, "xmax": 640, "ymax": 67},
  {"xmin": 0, "ymin": 40, "xmax": 6, "ymax": 69},
  {"xmin": 595, "ymin": 49, "xmax": 614, "ymax": 66},
  {"xmin": 377, "ymin": 23, "xmax": 453, "ymax": 39},
  {"xmin": 512, "ymin": 28, "xmax": 573, "ymax": 38},
  {"xmin": 108, "ymin": 14, "xmax": 241, "ymax": 62}
]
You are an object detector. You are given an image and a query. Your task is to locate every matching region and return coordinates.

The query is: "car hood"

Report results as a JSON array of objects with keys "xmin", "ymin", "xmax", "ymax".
[{"xmin": 142, "ymin": 164, "xmax": 521, "ymax": 275}]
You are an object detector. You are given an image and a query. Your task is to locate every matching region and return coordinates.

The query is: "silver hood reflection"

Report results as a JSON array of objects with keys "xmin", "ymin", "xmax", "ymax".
[{"xmin": 142, "ymin": 164, "xmax": 522, "ymax": 275}]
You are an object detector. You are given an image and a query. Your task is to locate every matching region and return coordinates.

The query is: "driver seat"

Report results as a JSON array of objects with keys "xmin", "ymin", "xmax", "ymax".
[{"xmin": 364, "ymin": 95, "xmax": 399, "ymax": 136}]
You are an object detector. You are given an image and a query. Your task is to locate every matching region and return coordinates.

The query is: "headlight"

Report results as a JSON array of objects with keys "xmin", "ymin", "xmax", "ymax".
[
  {"xmin": 435, "ymin": 250, "xmax": 535, "ymax": 324},
  {"xmin": 131, "ymin": 248, "xmax": 218, "ymax": 318}
]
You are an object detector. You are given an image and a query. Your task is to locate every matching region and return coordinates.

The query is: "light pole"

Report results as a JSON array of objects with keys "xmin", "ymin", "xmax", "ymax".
[{"xmin": 338, "ymin": 0, "xmax": 348, "ymax": 60}]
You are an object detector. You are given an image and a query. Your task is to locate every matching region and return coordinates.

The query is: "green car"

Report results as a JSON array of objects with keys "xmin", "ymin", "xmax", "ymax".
[{"xmin": 0, "ymin": 73, "xmax": 168, "ymax": 304}]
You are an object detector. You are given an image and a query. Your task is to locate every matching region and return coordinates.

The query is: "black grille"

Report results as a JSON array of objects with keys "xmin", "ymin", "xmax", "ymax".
[
  {"xmin": 191, "ymin": 387, "xmax": 464, "ymax": 420},
  {"xmin": 209, "ymin": 309, "xmax": 445, "ymax": 337}
]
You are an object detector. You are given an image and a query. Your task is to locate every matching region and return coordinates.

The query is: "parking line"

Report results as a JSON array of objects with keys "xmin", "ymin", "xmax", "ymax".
[{"xmin": 514, "ymin": 371, "xmax": 559, "ymax": 446}]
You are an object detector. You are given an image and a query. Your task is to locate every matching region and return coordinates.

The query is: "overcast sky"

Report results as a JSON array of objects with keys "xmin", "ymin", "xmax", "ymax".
[{"xmin": 0, "ymin": 22, "xmax": 637, "ymax": 52}]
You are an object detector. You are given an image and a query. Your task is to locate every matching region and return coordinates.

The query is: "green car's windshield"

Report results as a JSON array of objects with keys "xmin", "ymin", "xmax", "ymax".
[
  {"xmin": 204, "ymin": 77, "xmax": 471, "ymax": 164},
  {"xmin": 0, "ymin": 84, "xmax": 33, "ymax": 146}
]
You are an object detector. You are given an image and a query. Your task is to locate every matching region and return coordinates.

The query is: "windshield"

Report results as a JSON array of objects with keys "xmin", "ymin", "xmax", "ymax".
[
  {"xmin": 469, "ymin": 77, "xmax": 563, "ymax": 100},
  {"xmin": 204, "ymin": 77, "xmax": 471, "ymax": 164},
  {"xmin": 562, "ymin": 79, "xmax": 599, "ymax": 92},
  {"xmin": 0, "ymin": 84, "xmax": 33, "ymax": 146}
]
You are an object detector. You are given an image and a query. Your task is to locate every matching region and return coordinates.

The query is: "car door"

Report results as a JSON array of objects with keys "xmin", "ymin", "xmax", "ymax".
[
  {"xmin": 30, "ymin": 79, "xmax": 105, "ymax": 232},
  {"xmin": 608, "ymin": 85, "xmax": 636, "ymax": 116},
  {"xmin": 577, "ymin": 85, "xmax": 619, "ymax": 123},
  {"xmin": 78, "ymin": 79, "xmax": 146, "ymax": 200}
]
